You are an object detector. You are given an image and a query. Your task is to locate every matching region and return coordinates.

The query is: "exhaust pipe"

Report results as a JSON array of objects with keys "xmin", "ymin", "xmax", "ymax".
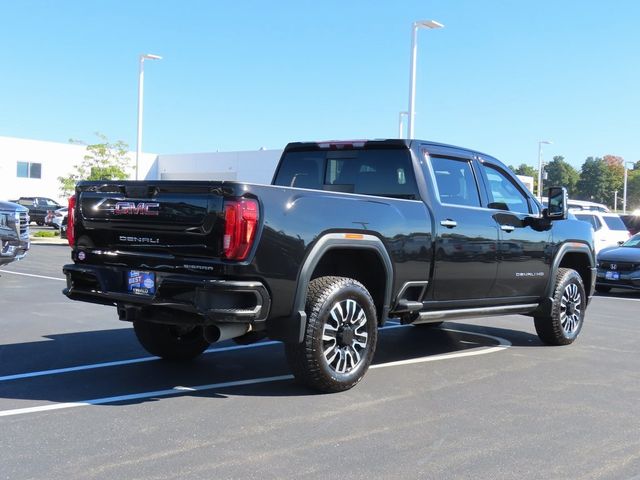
[{"xmin": 204, "ymin": 323, "xmax": 251, "ymax": 344}]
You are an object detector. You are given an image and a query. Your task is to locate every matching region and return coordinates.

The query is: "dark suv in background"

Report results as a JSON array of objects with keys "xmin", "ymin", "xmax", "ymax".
[
  {"xmin": 10, "ymin": 197, "xmax": 62, "ymax": 226},
  {"xmin": 620, "ymin": 214, "xmax": 640, "ymax": 235},
  {"xmin": 0, "ymin": 201, "xmax": 30, "ymax": 266}
]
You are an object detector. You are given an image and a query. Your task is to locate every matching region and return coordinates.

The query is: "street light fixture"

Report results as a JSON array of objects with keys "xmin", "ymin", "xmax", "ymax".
[
  {"xmin": 537, "ymin": 140, "xmax": 552, "ymax": 199},
  {"xmin": 623, "ymin": 161, "xmax": 635, "ymax": 214},
  {"xmin": 407, "ymin": 19, "xmax": 443, "ymax": 139},
  {"xmin": 136, "ymin": 53, "xmax": 163, "ymax": 180}
]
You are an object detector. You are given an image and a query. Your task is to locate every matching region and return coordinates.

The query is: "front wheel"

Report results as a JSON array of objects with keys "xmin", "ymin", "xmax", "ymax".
[
  {"xmin": 534, "ymin": 268, "xmax": 586, "ymax": 345},
  {"xmin": 285, "ymin": 276, "xmax": 378, "ymax": 393},
  {"xmin": 133, "ymin": 321, "xmax": 209, "ymax": 361}
]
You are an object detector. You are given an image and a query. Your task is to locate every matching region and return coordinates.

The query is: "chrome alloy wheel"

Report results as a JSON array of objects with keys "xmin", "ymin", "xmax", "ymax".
[
  {"xmin": 560, "ymin": 283, "xmax": 582, "ymax": 335},
  {"xmin": 322, "ymin": 299, "xmax": 369, "ymax": 374}
]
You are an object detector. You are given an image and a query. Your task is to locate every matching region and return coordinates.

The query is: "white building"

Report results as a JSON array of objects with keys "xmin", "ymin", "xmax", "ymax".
[
  {"xmin": 0, "ymin": 136, "xmax": 157, "ymax": 203},
  {"xmin": 156, "ymin": 149, "xmax": 282, "ymax": 184},
  {"xmin": 0, "ymin": 136, "xmax": 282, "ymax": 203}
]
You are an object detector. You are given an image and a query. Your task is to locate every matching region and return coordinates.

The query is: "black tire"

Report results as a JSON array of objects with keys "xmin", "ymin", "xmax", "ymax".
[
  {"xmin": 595, "ymin": 285, "xmax": 611, "ymax": 293},
  {"xmin": 36, "ymin": 220, "xmax": 44, "ymax": 226},
  {"xmin": 284, "ymin": 276, "xmax": 378, "ymax": 393},
  {"xmin": 534, "ymin": 268, "xmax": 586, "ymax": 345},
  {"xmin": 133, "ymin": 321, "xmax": 209, "ymax": 361}
]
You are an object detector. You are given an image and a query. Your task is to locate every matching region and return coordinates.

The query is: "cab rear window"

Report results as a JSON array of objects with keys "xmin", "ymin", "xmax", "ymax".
[{"xmin": 273, "ymin": 149, "xmax": 419, "ymax": 200}]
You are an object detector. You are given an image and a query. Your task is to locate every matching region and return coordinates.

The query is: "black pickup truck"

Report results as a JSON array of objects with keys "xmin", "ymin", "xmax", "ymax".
[
  {"xmin": 63, "ymin": 139, "xmax": 595, "ymax": 392},
  {"xmin": 0, "ymin": 201, "xmax": 30, "ymax": 266},
  {"xmin": 10, "ymin": 197, "xmax": 62, "ymax": 226}
]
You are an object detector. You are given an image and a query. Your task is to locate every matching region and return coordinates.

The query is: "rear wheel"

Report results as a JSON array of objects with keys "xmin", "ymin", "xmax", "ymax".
[
  {"xmin": 595, "ymin": 285, "xmax": 611, "ymax": 293},
  {"xmin": 133, "ymin": 321, "xmax": 209, "ymax": 360},
  {"xmin": 285, "ymin": 276, "xmax": 378, "ymax": 393},
  {"xmin": 534, "ymin": 268, "xmax": 586, "ymax": 345}
]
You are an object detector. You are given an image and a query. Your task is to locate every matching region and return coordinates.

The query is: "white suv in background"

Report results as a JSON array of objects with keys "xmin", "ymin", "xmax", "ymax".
[{"xmin": 573, "ymin": 211, "xmax": 630, "ymax": 253}]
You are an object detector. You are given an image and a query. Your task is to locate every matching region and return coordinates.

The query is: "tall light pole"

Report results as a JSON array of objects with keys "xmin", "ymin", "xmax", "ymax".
[
  {"xmin": 407, "ymin": 20, "xmax": 443, "ymax": 139},
  {"xmin": 136, "ymin": 53, "xmax": 163, "ymax": 180},
  {"xmin": 537, "ymin": 140, "xmax": 552, "ymax": 199},
  {"xmin": 623, "ymin": 161, "xmax": 635, "ymax": 214},
  {"xmin": 398, "ymin": 111, "xmax": 408, "ymax": 138}
]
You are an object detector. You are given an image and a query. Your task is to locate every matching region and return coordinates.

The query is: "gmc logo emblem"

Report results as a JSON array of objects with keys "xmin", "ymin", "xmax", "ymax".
[{"xmin": 114, "ymin": 202, "xmax": 160, "ymax": 216}]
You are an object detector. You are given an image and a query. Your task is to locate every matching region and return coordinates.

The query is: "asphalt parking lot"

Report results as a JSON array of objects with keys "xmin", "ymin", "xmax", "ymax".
[{"xmin": 1, "ymin": 245, "xmax": 639, "ymax": 480}]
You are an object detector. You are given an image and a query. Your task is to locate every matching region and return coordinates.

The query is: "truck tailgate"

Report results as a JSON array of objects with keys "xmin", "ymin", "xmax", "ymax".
[{"xmin": 75, "ymin": 182, "xmax": 231, "ymax": 259}]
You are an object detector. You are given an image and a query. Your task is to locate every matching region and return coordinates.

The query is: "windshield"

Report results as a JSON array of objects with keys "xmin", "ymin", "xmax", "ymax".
[
  {"xmin": 603, "ymin": 215, "xmax": 628, "ymax": 231},
  {"xmin": 622, "ymin": 234, "xmax": 640, "ymax": 248}
]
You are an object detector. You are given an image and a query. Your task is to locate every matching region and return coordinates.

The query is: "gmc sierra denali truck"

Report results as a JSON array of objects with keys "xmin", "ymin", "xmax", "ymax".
[
  {"xmin": 0, "ymin": 201, "xmax": 29, "ymax": 266},
  {"xmin": 63, "ymin": 139, "xmax": 595, "ymax": 393}
]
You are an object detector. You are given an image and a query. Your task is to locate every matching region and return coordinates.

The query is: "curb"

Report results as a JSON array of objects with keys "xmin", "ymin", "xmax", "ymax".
[{"xmin": 29, "ymin": 238, "xmax": 68, "ymax": 246}]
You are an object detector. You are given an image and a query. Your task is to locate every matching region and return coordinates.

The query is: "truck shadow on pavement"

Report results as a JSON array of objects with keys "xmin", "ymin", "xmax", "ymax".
[{"xmin": 0, "ymin": 322, "xmax": 543, "ymax": 408}]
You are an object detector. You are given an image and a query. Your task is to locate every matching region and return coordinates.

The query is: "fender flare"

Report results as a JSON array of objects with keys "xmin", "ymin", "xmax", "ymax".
[
  {"xmin": 536, "ymin": 241, "xmax": 596, "ymax": 317},
  {"xmin": 271, "ymin": 233, "xmax": 394, "ymax": 344}
]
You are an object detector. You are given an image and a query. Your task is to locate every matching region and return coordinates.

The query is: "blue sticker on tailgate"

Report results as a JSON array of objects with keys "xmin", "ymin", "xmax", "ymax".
[{"xmin": 127, "ymin": 270, "xmax": 156, "ymax": 295}]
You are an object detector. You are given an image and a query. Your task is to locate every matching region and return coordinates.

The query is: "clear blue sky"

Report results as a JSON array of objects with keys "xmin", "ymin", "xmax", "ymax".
[{"xmin": 1, "ymin": 0, "xmax": 639, "ymax": 169}]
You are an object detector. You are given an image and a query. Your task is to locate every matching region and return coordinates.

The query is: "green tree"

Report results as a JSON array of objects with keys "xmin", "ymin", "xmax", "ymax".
[
  {"xmin": 576, "ymin": 157, "xmax": 609, "ymax": 204},
  {"xmin": 545, "ymin": 156, "xmax": 579, "ymax": 197},
  {"xmin": 602, "ymin": 155, "xmax": 624, "ymax": 208},
  {"xmin": 508, "ymin": 163, "xmax": 538, "ymax": 192},
  {"xmin": 626, "ymin": 168, "xmax": 640, "ymax": 212},
  {"xmin": 58, "ymin": 133, "xmax": 130, "ymax": 197}
]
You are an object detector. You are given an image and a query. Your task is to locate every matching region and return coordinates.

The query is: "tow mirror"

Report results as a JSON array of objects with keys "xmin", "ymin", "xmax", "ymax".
[{"xmin": 545, "ymin": 186, "xmax": 568, "ymax": 220}]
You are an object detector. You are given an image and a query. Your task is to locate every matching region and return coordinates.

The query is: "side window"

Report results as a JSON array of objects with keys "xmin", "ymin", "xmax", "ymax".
[
  {"xmin": 574, "ymin": 214, "xmax": 601, "ymax": 231},
  {"xmin": 481, "ymin": 165, "xmax": 531, "ymax": 213},
  {"xmin": 429, "ymin": 156, "xmax": 481, "ymax": 207}
]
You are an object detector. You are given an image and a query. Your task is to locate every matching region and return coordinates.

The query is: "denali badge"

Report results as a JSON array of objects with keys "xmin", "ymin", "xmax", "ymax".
[
  {"xmin": 119, "ymin": 235, "xmax": 160, "ymax": 244},
  {"xmin": 114, "ymin": 202, "xmax": 160, "ymax": 216}
]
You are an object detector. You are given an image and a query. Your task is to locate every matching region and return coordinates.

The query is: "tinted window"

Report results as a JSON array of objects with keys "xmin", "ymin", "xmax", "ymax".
[
  {"xmin": 274, "ymin": 149, "xmax": 419, "ymax": 199},
  {"xmin": 17, "ymin": 162, "xmax": 29, "ymax": 178},
  {"xmin": 30, "ymin": 163, "xmax": 42, "ymax": 179},
  {"xmin": 429, "ymin": 156, "xmax": 480, "ymax": 207},
  {"xmin": 482, "ymin": 165, "xmax": 530, "ymax": 213},
  {"xmin": 575, "ymin": 214, "xmax": 602, "ymax": 231},
  {"xmin": 622, "ymin": 234, "xmax": 640, "ymax": 247},
  {"xmin": 602, "ymin": 215, "xmax": 628, "ymax": 231},
  {"xmin": 16, "ymin": 162, "xmax": 41, "ymax": 179}
]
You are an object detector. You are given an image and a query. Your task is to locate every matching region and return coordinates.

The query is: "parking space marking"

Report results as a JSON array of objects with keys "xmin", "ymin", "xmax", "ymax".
[
  {"xmin": 0, "ymin": 328, "xmax": 509, "ymax": 418},
  {"xmin": 0, "ymin": 270, "xmax": 65, "ymax": 282},
  {"xmin": 0, "ymin": 375, "xmax": 294, "ymax": 418},
  {"xmin": 0, "ymin": 325, "xmax": 409, "ymax": 383},
  {"xmin": 593, "ymin": 295, "xmax": 640, "ymax": 303},
  {"xmin": 0, "ymin": 341, "xmax": 280, "ymax": 382}
]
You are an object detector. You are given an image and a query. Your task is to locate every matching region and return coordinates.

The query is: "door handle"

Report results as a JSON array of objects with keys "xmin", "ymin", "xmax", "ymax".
[
  {"xmin": 500, "ymin": 225, "xmax": 515, "ymax": 233},
  {"xmin": 440, "ymin": 219, "xmax": 457, "ymax": 228}
]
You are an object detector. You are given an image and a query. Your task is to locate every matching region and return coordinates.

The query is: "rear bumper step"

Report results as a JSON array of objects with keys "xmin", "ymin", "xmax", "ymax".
[{"xmin": 62, "ymin": 264, "xmax": 271, "ymax": 324}]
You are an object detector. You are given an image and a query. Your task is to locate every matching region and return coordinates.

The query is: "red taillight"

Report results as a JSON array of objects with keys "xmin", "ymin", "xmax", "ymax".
[
  {"xmin": 222, "ymin": 198, "xmax": 259, "ymax": 260},
  {"xmin": 67, "ymin": 195, "xmax": 76, "ymax": 248}
]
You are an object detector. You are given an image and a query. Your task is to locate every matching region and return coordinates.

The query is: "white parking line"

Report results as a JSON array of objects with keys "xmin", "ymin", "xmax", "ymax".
[
  {"xmin": 0, "ymin": 270, "xmax": 66, "ymax": 282},
  {"xmin": 0, "ymin": 341, "xmax": 281, "ymax": 382},
  {"xmin": 0, "ymin": 325, "xmax": 410, "ymax": 383},
  {"xmin": 0, "ymin": 327, "xmax": 509, "ymax": 418},
  {"xmin": 593, "ymin": 295, "xmax": 640, "ymax": 303}
]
